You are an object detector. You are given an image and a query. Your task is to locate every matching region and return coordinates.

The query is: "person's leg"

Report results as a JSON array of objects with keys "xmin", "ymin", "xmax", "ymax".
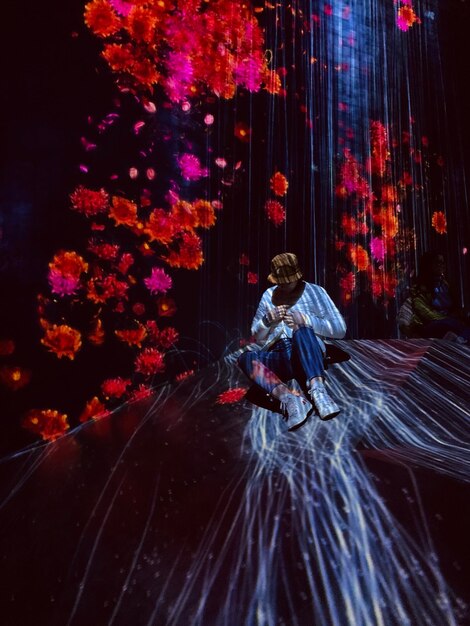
[
  {"xmin": 237, "ymin": 347, "xmax": 294, "ymax": 395},
  {"xmin": 291, "ymin": 326, "xmax": 340, "ymax": 420},
  {"xmin": 290, "ymin": 326, "xmax": 325, "ymax": 388},
  {"xmin": 237, "ymin": 345, "xmax": 313, "ymax": 430}
]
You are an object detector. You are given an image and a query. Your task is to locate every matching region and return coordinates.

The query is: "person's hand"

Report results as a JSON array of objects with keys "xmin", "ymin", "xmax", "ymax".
[
  {"xmin": 284, "ymin": 310, "xmax": 309, "ymax": 328},
  {"xmin": 263, "ymin": 306, "xmax": 288, "ymax": 326}
]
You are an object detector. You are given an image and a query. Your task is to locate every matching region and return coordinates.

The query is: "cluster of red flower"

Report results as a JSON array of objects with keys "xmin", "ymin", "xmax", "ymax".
[{"xmin": 84, "ymin": 0, "xmax": 281, "ymax": 102}]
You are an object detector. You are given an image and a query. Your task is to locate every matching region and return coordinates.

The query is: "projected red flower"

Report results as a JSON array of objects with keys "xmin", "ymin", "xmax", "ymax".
[
  {"xmin": 22, "ymin": 409, "xmax": 70, "ymax": 442},
  {"xmin": 41, "ymin": 325, "xmax": 82, "ymax": 360},
  {"xmin": 84, "ymin": 0, "xmax": 120, "ymax": 38},
  {"xmin": 216, "ymin": 387, "xmax": 248, "ymax": 404},
  {"xmin": 431, "ymin": 211, "xmax": 447, "ymax": 235},
  {"xmin": 135, "ymin": 348, "xmax": 165, "ymax": 377},
  {"xmin": 265, "ymin": 200, "xmax": 286, "ymax": 226},
  {"xmin": 79, "ymin": 397, "xmax": 108, "ymax": 422},
  {"xmin": 101, "ymin": 377, "xmax": 131, "ymax": 399},
  {"xmin": 270, "ymin": 172, "xmax": 289, "ymax": 196}
]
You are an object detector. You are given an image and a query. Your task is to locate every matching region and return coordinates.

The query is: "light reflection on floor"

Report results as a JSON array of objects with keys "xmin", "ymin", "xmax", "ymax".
[{"xmin": 0, "ymin": 339, "xmax": 468, "ymax": 625}]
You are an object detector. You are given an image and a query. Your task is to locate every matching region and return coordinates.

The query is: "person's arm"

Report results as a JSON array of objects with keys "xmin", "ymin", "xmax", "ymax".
[
  {"xmin": 292, "ymin": 285, "xmax": 346, "ymax": 339},
  {"xmin": 412, "ymin": 288, "xmax": 446, "ymax": 323},
  {"xmin": 251, "ymin": 292, "xmax": 286, "ymax": 344}
]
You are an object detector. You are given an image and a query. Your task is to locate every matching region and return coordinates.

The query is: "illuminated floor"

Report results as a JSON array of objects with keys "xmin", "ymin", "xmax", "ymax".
[{"xmin": 0, "ymin": 339, "xmax": 469, "ymax": 625}]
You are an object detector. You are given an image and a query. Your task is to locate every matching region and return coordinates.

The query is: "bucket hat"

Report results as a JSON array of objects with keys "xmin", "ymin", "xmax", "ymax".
[{"xmin": 267, "ymin": 253, "xmax": 303, "ymax": 284}]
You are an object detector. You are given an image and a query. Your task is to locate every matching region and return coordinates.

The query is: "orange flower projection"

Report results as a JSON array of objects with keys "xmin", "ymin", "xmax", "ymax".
[
  {"xmin": 115, "ymin": 324, "xmax": 148, "ymax": 347},
  {"xmin": 109, "ymin": 196, "xmax": 139, "ymax": 227},
  {"xmin": 49, "ymin": 251, "xmax": 88, "ymax": 278},
  {"xmin": 145, "ymin": 209, "xmax": 176, "ymax": 245},
  {"xmin": 0, "ymin": 365, "xmax": 32, "ymax": 391},
  {"xmin": 84, "ymin": 0, "xmax": 121, "ymax": 38},
  {"xmin": 193, "ymin": 200, "xmax": 216, "ymax": 229},
  {"xmin": 264, "ymin": 69, "xmax": 282, "ymax": 95},
  {"xmin": 22, "ymin": 409, "xmax": 70, "ymax": 442},
  {"xmin": 171, "ymin": 200, "xmax": 198, "ymax": 231},
  {"xmin": 347, "ymin": 245, "xmax": 370, "ymax": 271},
  {"xmin": 79, "ymin": 396, "xmax": 108, "ymax": 423},
  {"xmin": 156, "ymin": 296, "xmax": 177, "ymax": 317},
  {"xmin": 431, "ymin": 211, "xmax": 447, "ymax": 235},
  {"xmin": 270, "ymin": 172, "xmax": 289, "ymax": 196},
  {"xmin": 41, "ymin": 325, "xmax": 82, "ymax": 360}
]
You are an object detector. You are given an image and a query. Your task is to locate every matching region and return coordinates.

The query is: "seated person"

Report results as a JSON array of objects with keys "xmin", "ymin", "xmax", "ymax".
[
  {"xmin": 404, "ymin": 251, "xmax": 470, "ymax": 343},
  {"xmin": 237, "ymin": 253, "xmax": 347, "ymax": 431}
]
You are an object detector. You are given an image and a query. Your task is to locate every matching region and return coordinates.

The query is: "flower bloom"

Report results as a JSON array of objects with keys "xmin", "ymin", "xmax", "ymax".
[
  {"xmin": 109, "ymin": 196, "xmax": 138, "ymax": 227},
  {"xmin": 347, "ymin": 245, "xmax": 370, "ymax": 271},
  {"xmin": 171, "ymin": 201, "xmax": 198, "ymax": 231},
  {"xmin": 144, "ymin": 267, "xmax": 173, "ymax": 295},
  {"xmin": 88, "ymin": 318, "xmax": 105, "ymax": 345},
  {"xmin": 397, "ymin": 5, "xmax": 420, "ymax": 31},
  {"xmin": 193, "ymin": 200, "xmax": 216, "ymax": 229},
  {"xmin": 87, "ymin": 275, "xmax": 129, "ymax": 303},
  {"xmin": 84, "ymin": 0, "xmax": 121, "ymax": 38},
  {"xmin": 79, "ymin": 397, "xmax": 109, "ymax": 422},
  {"xmin": 41, "ymin": 325, "xmax": 82, "ymax": 360},
  {"xmin": 339, "ymin": 272, "xmax": 356, "ymax": 293},
  {"xmin": 265, "ymin": 200, "xmax": 286, "ymax": 226},
  {"xmin": 145, "ymin": 209, "xmax": 177, "ymax": 245},
  {"xmin": 234, "ymin": 122, "xmax": 251, "ymax": 143},
  {"xmin": 115, "ymin": 323, "xmax": 147, "ymax": 347},
  {"xmin": 341, "ymin": 214, "xmax": 358, "ymax": 237},
  {"xmin": 125, "ymin": 6, "xmax": 157, "ymax": 42},
  {"xmin": 247, "ymin": 272, "xmax": 258, "ymax": 284},
  {"xmin": 101, "ymin": 377, "xmax": 131, "ymax": 398},
  {"xmin": 22, "ymin": 409, "xmax": 69, "ymax": 442},
  {"xmin": 88, "ymin": 241, "xmax": 120, "ymax": 260},
  {"xmin": 270, "ymin": 172, "xmax": 289, "ymax": 196},
  {"xmin": 102, "ymin": 42, "xmax": 134, "ymax": 71},
  {"xmin": 380, "ymin": 184, "xmax": 397, "ymax": 204},
  {"xmin": 130, "ymin": 384, "xmax": 154, "ymax": 401},
  {"xmin": 157, "ymin": 326, "xmax": 179, "ymax": 348},
  {"xmin": 178, "ymin": 154, "xmax": 208, "ymax": 181},
  {"xmin": 117, "ymin": 253, "xmax": 134, "ymax": 274},
  {"xmin": 0, "ymin": 365, "xmax": 32, "ymax": 391},
  {"xmin": 264, "ymin": 69, "xmax": 282, "ymax": 95},
  {"xmin": 166, "ymin": 233, "xmax": 204, "ymax": 270},
  {"xmin": 156, "ymin": 296, "xmax": 177, "ymax": 317},
  {"xmin": 370, "ymin": 237, "xmax": 386, "ymax": 261},
  {"xmin": 376, "ymin": 209, "xmax": 399, "ymax": 238},
  {"xmin": 370, "ymin": 121, "xmax": 389, "ymax": 176},
  {"xmin": 48, "ymin": 271, "xmax": 81, "ymax": 297},
  {"xmin": 70, "ymin": 186, "xmax": 110, "ymax": 216},
  {"xmin": 175, "ymin": 369, "xmax": 195, "ymax": 382},
  {"xmin": 431, "ymin": 211, "xmax": 447, "ymax": 235},
  {"xmin": 49, "ymin": 251, "xmax": 88, "ymax": 279},
  {"xmin": 135, "ymin": 348, "xmax": 165, "ymax": 376},
  {"xmin": 216, "ymin": 387, "xmax": 248, "ymax": 404}
]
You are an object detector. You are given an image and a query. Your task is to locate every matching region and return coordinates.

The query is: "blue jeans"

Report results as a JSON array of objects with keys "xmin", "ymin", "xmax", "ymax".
[{"xmin": 237, "ymin": 327, "xmax": 325, "ymax": 394}]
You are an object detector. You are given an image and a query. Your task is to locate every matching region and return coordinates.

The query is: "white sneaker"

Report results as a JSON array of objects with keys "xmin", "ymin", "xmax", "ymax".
[
  {"xmin": 309, "ymin": 386, "xmax": 340, "ymax": 420},
  {"xmin": 281, "ymin": 394, "xmax": 313, "ymax": 431}
]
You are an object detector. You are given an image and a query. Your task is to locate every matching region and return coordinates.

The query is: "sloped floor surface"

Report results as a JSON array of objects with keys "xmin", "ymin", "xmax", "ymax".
[{"xmin": 0, "ymin": 339, "xmax": 469, "ymax": 626}]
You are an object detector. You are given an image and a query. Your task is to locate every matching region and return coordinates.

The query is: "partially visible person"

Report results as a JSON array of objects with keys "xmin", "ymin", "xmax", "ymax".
[
  {"xmin": 237, "ymin": 253, "xmax": 347, "ymax": 431},
  {"xmin": 407, "ymin": 251, "xmax": 470, "ymax": 343}
]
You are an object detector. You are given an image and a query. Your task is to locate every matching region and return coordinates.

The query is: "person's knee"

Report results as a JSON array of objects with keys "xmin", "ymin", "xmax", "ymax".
[{"xmin": 237, "ymin": 350, "xmax": 255, "ymax": 373}]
